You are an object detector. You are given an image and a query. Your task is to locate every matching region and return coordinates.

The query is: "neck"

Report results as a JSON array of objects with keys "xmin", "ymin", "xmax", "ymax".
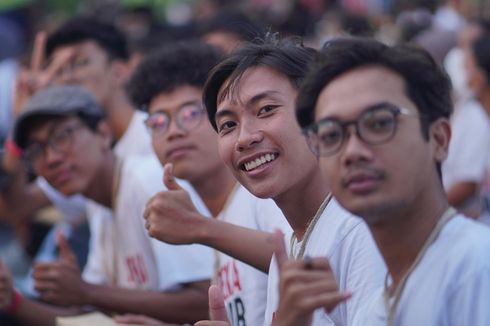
[
  {"xmin": 275, "ymin": 167, "xmax": 329, "ymax": 240},
  {"xmin": 84, "ymin": 153, "xmax": 116, "ymax": 208},
  {"xmin": 103, "ymin": 92, "xmax": 135, "ymax": 141},
  {"xmin": 369, "ymin": 186, "xmax": 449, "ymax": 289},
  {"xmin": 192, "ymin": 166, "xmax": 237, "ymax": 217}
]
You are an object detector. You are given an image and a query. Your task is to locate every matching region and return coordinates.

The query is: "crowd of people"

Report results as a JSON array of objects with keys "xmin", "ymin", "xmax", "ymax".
[{"xmin": 0, "ymin": 1, "xmax": 489, "ymax": 325}]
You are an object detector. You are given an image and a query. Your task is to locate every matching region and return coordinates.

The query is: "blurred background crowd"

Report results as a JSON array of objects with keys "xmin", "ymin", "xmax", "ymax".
[{"xmin": 0, "ymin": 0, "xmax": 490, "ymax": 313}]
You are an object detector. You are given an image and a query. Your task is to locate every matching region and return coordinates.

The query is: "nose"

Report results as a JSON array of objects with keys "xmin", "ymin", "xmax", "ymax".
[
  {"xmin": 235, "ymin": 121, "xmax": 263, "ymax": 152},
  {"xmin": 341, "ymin": 127, "xmax": 373, "ymax": 167},
  {"xmin": 44, "ymin": 144, "xmax": 65, "ymax": 167},
  {"xmin": 165, "ymin": 117, "xmax": 186, "ymax": 141}
]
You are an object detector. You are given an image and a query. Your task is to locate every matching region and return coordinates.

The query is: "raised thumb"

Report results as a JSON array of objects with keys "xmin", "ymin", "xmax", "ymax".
[
  {"xmin": 208, "ymin": 285, "xmax": 229, "ymax": 322},
  {"xmin": 163, "ymin": 163, "xmax": 182, "ymax": 191},
  {"xmin": 56, "ymin": 228, "xmax": 77, "ymax": 264}
]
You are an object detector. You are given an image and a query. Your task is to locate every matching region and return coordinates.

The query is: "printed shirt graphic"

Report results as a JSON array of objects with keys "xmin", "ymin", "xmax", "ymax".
[{"xmin": 213, "ymin": 185, "xmax": 290, "ymax": 326}]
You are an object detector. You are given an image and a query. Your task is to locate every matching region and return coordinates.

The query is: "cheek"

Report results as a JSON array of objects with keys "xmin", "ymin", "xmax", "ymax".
[
  {"xmin": 151, "ymin": 137, "xmax": 167, "ymax": 165},
  {"xmin": 218, "ymin": 137, "xmax": 236, "ymax": 170}
]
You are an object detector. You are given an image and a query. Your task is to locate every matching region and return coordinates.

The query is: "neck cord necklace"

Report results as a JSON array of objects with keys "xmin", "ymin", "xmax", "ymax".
[
  {"xmin": 384, "ymin": 206, "xmax": 457, "ymax": 325},
  {"xmin": 289, "ymin": 193, "xmax": 333, "ymax": 259}
]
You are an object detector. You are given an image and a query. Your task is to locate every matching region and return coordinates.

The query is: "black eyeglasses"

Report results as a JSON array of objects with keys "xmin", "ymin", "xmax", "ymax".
[
  {"xmin": 24, "ymin": 123, "xmax": 84, "ymax": 167},
  {"xmin": 303, "ymin": 104, "xmax": 421, "ymax": 156},
  {"xmin": 144, "ymin": 103, "xmax": 205, "ymax": 136}
]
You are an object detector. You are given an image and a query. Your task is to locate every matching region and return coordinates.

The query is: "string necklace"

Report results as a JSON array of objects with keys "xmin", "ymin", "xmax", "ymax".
[
  {"xmin": 289, "ymin": 193, "xmax": 333, "ymax": 259},
  {"xmin": 384, "ymin": 207, "xmax": 457, "ymax": 325}
]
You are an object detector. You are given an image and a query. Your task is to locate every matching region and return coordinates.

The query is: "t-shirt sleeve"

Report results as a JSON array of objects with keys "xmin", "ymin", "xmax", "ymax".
[{"xmin": 151, "ymin": 239, "xmax": 214, "ymax": 291}]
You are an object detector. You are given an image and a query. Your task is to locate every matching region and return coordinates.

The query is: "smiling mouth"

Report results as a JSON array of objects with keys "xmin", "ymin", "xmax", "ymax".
[{"xmin": 241, "ymin": 153, "xmax": 278, "ymax": 172}]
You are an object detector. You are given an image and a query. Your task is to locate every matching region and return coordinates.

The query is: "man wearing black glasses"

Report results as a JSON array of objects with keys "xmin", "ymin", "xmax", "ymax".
[{"xmin": 286, "ymin": 37, "xmax": 490, "ymax": 325}]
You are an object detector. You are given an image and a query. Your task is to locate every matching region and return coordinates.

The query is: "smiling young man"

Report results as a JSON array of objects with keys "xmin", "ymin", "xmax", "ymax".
[
  {"xmin": 199, "ymin": 37, "xmax": 385, "ymax": 326},
  {"xmin": 3, "ymin": 85, "xmax": 213, "ymax": 326},
  {"xmin": 294, "ymin": 37, "xmax": 490, "ymax": 325},
  {"xmin": 125, "ymin": 41, "xmax": 289, "ymax": 326}
]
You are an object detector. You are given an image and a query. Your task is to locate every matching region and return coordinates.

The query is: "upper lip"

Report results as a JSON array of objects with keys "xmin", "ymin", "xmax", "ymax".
[
  {"xmin": 165, "ymin": 144, "xmax": 196, "ymax": 159},
  {"xmin": 236, "ymin": 150, "xmax": 279, "ymax": 170},
  {"xmin": 342, "ymin": 169, "xmax": 382, "ymax": 188}
]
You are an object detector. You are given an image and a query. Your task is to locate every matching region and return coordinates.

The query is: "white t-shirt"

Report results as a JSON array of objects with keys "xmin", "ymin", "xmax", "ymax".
[
  {"xmin": 210, "ymin": 185, "xmax": 290, "ymax": 326},
  {"xmin": 113, "ymin": 110, "xmax": 153, "ymax": 159},
  {"xmin": 82, "ymin": 155, "xmax": 213, "ymax": 290},
  {"xmin": 265, "ymin": 197, "xmax": 386, "ymax": 326},
  {"xmin": 352, "ymin": 215, "xmax": 490, "ymax": 326},
  {"xmin": 442, "ymin": 99, "xmax": 490, "ymax": 216}
]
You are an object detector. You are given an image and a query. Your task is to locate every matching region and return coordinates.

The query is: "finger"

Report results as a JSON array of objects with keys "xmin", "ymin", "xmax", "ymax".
[
  {"xmin": 194, "ymin": 322, "xmax": 230, "ymax": 326},
  {"xmin": 272, "ymin": 229, "xmax": 288, "ymax": 271},
  {"xmin": 56, "ymin": 228, "xmax": 77, "ymax": 264},
  {"xmin": 163, "ymin": 163, "xmax": 182, "ymax": 191},
  {"xmin": 113, "ymin": 314, "xmax": 165, "ymax": 325},
  {"xmin": 208, "ymin": 285, "xmax": 228, "ymax": 322},
  {"xmin": 31, "ymin": 31, "xmax": 47, "ymax": 72},
  {"xmin": 38, "ymin": 48, "xmax": 75, "ymax": 87}
]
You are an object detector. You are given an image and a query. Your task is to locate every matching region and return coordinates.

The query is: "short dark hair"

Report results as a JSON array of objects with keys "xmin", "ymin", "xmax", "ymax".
[
  {"xmin": 199, "ymin": 10, "xmax": 265, "ymax": 43},
  {"xmin": 126, "ymin": 41, "xmax": 223, "ymax": 110},
  {"xmin": 296, "ymin": 37, "xmax": 453, "ymax": 140},
  {"xmin": 203, "ymin": 35, "xmax": 317, "ymax": 130},
  {"xmin": 472, "ymin": 33, "xmax": 490, "ymax": 82},
  {"xmin": 46, "ymin": 16, "xmax": 129, "ymax": 61}
]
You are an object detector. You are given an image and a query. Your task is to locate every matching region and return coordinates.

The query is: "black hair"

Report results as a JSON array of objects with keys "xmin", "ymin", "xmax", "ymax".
[
  {"xmin": 296, "ymin": 37, "xmax": 452, "ymax": 141},
  {"xmin": 46, "ymin": 16, "xmax": 129, "ymax": 61},
  {"xmin": 472, "ymin": 33, "xmax": 490, "ymax": 82},
  {"xmin": 203, "ymin": 35, "xmax": 317, "ymax": 130},
  {"xmin": 199, "ymin": 10, "xmax": 265, "ymax": 43},
  {"xmin": 127, "ymin": 40, "xmax": 223, "ymax": 110}
]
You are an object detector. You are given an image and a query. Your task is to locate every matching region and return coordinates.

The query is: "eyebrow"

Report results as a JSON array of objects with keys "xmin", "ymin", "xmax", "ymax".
[
  {"xmin": 150, "ymin": 100, "xmax": 201, "ymax": 115},
  {"xmin": 215, "ymin": 90, "xmax": 283, "ymax": 121}
]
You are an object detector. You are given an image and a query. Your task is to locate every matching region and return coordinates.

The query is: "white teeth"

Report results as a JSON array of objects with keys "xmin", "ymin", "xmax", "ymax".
[{"xmin": 244, "ymin": 153, "xmax": 277, "ymax": 171}]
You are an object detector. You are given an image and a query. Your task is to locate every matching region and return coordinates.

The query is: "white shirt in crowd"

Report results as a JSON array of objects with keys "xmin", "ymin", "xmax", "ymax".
[
  {"xmin": 352, "ymin": 215, "xmax": 490, "ymax": 325},
  {"xmin": 442, "ymin": 99, "xmax": 490, "ymax": 217},
  {"xmin": 198, "ymin": 184, "xmax": 290, "ymax": 326},
  {"xmin": 83, "ymin": 155, "xmax": 213, "ymax": 290},
  {"xmin": 265, "ymin": 197, "xmax": 386, "ymax": 326}
]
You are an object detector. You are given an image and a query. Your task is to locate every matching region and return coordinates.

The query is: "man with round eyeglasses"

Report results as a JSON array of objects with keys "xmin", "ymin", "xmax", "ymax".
[{"xmin": 287, "ymin": 37, "xmax": 490, "ymax": 325}]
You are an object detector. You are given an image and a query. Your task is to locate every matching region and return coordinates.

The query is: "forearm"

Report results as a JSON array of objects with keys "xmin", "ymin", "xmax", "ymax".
[
  {"xmin": 14, "ymin": 297, "xmax": 79, "ymax": 326},
  {"xmin": 197, "ymin": 218, "xmax": 274, "ymax": 273},
  {"xmin": 447, "ymin": 181, "xmax": 477, "ymax": 208},
  {"xmin": 84, "ymin": 281, "xmax": 210, "ymax": 324}
]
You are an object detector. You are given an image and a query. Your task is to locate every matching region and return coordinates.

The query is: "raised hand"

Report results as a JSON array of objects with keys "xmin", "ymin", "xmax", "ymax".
[
  {"xmin": 13, "ymin": 31, "xmax": 76, "ymax": 116},
  {"xmin": 33, "ymin": 228, "xmax": 88, "ymax": 306},
  {"xmin": 193, "ymin": 285, "xmax": 230, "ymax": 326},
  {"xmin": 143, "ymin": 163, "xmax": 207, "ymax": 244},
  {"xmin": 272, "ymin": 230, "xmax": 351, "ymax": 326}
]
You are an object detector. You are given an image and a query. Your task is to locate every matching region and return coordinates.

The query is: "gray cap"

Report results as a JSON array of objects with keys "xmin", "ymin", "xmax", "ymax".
[{"xmin": 13, "ymin": 85, "xmax": 105, "ymax": 149}]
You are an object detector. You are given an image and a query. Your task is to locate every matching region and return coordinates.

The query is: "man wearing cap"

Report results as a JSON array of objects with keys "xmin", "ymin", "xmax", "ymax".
[{"xmin": 0, "ymin": 85, "xmax": 213, "ymax": 325}]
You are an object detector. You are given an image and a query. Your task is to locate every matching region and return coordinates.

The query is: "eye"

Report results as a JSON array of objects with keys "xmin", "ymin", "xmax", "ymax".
[
  {"xmin": 319, "ymin": 129, "xmax": 342, "ymax": 146},
  {"xmin": 257, "ymin": 105, "xmax": 278, "ymax": 116},
  {"xmin": 217, "ymin": 120, "xmax": 237, "ymax": 135},
  {"xmin": 365, "ymin": 115, "xmax": 395, "ymax": 133}
]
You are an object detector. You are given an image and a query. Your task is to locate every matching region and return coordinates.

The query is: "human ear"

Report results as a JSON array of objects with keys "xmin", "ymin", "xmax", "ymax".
[
  {"xmin": 96, "ymin": 121, "xmax": 114, "ymax": 150},
  {"xmin": 109, "ymin": 60, "xmax": 132, "ymax": 86},
  {"xmin": 429, "ymin": 118, "xmax": 451, "ymax": 163}
]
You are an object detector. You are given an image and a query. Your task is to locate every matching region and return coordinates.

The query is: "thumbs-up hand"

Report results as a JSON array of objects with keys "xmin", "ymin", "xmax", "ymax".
[
  {"xmin": 272, "ymin": 230, "xmax": 351, "ymax": 326},
  {"xmin": 33, "ymin": 228, "xmax": 88, "ymax": 306},
  {"xmin": 193, "ymin": 285, "xmax": 231, "ymax": 326},
  {"xmin": 144, "ymin": 163, "xmax": 207, "ymax": 244},
  {"xmin": 0, "ymin": 261, "xmax": 14, "ymax": 310}
]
